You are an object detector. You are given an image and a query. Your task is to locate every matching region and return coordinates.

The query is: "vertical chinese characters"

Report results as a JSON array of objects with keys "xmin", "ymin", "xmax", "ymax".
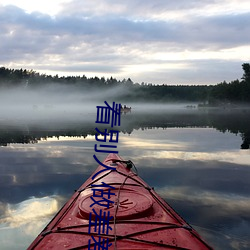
[{"xmin": 88, "ymin": 101, "xmax": 121, "ymax": 250}]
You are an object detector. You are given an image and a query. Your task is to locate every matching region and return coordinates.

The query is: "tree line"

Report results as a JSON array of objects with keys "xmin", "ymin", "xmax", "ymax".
[
  {"xmin": 0, "ymin": 63, "xmax": 249, "ymax": 104},
  {"xmin": 208, "ymin": 63, "xmax": 250, "ymax": 105}
]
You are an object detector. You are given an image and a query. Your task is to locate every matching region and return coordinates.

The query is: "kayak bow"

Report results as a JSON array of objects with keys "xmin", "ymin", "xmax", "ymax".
[{"xmin": 28, "ymin": 153, "xmax": 213, "ymax": 249}]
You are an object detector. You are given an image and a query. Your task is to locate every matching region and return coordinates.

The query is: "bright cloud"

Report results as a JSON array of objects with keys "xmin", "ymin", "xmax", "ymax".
[
  {"xmin": 0, "ymin": 196, "xmax": 59, "ymax": 229},
  {"xmin": 0, "ymin": 0, "xmax": 67, "ymax": 15}
]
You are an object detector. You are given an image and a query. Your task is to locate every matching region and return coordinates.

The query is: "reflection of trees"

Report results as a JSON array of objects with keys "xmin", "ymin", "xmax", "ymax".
[
  {"xmin": 0, "ymin": 123, "xmax": 97, "ymax": 146},
  {"xmin": 241, "ymin": 133, "xmax": 250, "ymax": 149},
  {"xmin": 0, "ymin": 109, "xmax": 250, "ymax": 149},
  {"xmin": 200, "ymin": 109, "xmax": 250, "ymax": 149},
  {"xmin": 0, "ymin": 133, "xmax": 38, "ymax": 146},
  {"xmin": 125, "ymin": 110, "xmax": 250, "ymax": 150}
]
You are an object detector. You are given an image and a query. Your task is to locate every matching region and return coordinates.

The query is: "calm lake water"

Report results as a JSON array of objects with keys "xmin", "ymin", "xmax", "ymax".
[{"xmin": 0, "ymin": 104, "xmax": 250, "ymax": 249}]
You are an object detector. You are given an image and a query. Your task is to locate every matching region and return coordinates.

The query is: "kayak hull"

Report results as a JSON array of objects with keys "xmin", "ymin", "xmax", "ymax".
[{"xmin": 28, "ymin": 153, "xmax": 213, "ymax": 249}]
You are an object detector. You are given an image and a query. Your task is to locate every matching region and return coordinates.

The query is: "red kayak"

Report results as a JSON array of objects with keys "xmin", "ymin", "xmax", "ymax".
[{"xmin": 28, "ymin": 153, "xmax": 213, "ymax": 249}]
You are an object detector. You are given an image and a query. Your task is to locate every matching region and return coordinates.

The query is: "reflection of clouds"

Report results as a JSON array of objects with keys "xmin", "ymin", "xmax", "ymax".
[
  {"xmin": 119, "ymin": 128, "xmax": 250, "ymax": 166},
  {"xmin": 194, "ymin": 224, "xmax": 250, "ymax": 250},
  {"xmin": 120, "ymin": 127, "xmax": 243, "ymax": 152},
  {"xmin": 157, "ymin": 186, "xmax": 250, "ymax": 216},
  {"xmin": 0, "ymin": 196, "xmax": 61, "ymax": 250},
  {"xmin": 42, "ymin": 135, "xmax": 96, "ymax": 142},
  {"xmin": 120, "ymin": 146, "xmax": 250, "ymax": 167},
  {"xmin": 0, "ymin": 196, "xmax": 59, "ymax": 230},
  {"xmin": 121, "ymin": 137, "xmax": 185, "ymax": 150},
  {"xmin": 0, "ymin": 202, "xmax": 7, "ymax": 218},
  {"xmin": 120, "ymin": 129, "xmax": 188, "ymax": 150},
  {"xmin": 157, "ymin": 186, "xmax": 250, "ymax": 249},
  {"xmin": 4, "ymin": 140, "xmax": 95, "ymax": 177},
  {"xmin": 154, "ymin": 150, "xmax": 250, "ymax": 166},
  {"xmin": 0, "ymin": 128, "xmax": 249, "ymax": 250},
  {"xmin": 0, "ymin": 138, "xmax": 101, "ymax": 206}
]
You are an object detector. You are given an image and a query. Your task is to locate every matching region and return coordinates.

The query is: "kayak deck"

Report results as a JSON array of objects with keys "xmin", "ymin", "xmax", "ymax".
[{"xmin": 28, "ymin": 153, "xmax": 213, "ymax": 249}]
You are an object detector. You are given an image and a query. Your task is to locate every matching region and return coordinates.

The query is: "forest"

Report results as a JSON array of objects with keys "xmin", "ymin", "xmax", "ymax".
[{"xmin": 0, "ymin": 63, "xmax": 249, "ymax": 104}]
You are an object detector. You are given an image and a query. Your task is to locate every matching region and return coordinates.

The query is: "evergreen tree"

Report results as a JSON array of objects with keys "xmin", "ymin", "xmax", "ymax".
[{"xmin": 242, "ymin": 63, "xmax": 250, "ymax": 83}]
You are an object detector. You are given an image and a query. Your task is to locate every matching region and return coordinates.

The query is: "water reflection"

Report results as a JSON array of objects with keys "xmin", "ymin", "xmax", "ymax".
[
  {"xmin": 0, "ymin": 108, "xmax": 250, "ymax": 249},
  {"xmin": 1, "ymin": 196, "xmax": 59, "ymax": 228},
  {"xmin": 0, "ymin": 107, "xmax": 250, "ymax": 149},
  {"xmin": 0, "ymin": 196, "xmax": 62, "ymax": 250}
]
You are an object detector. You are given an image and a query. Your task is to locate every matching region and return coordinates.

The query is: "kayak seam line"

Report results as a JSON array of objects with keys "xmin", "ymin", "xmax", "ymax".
[
  {"xmin": 55, "ymin": 224, "xmax": 191, "ymax": 236},
  {"xmin": 51, "ymin": 226, "xmax": 192, "ymax": 250},
  {"xmin": 54, "ymin": 221, "xmax": 182, "ymax": 231}
]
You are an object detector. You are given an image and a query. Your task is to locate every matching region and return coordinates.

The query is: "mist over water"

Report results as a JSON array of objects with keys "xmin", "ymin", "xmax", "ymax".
[
  {"xmin": 0, "ymin": 84, "xmax": 250, "ymax": 150},
  {"xmin": 0, "ymin": 84, "xmax": 197, "ymax": 124},
  {"xmin": 0, "ymin": 85, "xmax": 97, "ymax": 121}
]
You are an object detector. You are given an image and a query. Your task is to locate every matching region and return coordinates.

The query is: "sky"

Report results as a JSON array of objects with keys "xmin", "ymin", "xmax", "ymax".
[{"xmin": 0, "ymin": 0, "xmax": 250, "ymax": 85}]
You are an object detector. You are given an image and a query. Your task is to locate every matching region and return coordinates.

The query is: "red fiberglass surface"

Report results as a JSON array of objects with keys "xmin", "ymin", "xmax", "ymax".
[{"xmin": 27, "ymin": 153, "xmax": 213, "ymax": 250}]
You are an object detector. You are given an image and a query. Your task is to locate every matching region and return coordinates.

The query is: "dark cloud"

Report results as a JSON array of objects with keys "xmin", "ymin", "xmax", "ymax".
[{"xmin": 185, "ymin": 13, "xmax": 250, "ymax": 49}]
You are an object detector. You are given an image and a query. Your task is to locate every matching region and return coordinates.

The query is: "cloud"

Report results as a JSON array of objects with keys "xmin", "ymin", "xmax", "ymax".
[
  {"xmin": 0, "ymin": 196, "xmax": 59, "ymax": 229},
  {"xmin": 0, "ymin": 196, "xmax": 61, "ymax": 249},
  {"xmin": 0, "ymin": 1, "xmax": 250, "ymax": 84},
  {"xmin": 58, "ymin": 0, "xmax": 242, "ymax": 19},
  {"xmin": 157, "ymin": 186, "xmax": 250, "ymax": 216}
]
